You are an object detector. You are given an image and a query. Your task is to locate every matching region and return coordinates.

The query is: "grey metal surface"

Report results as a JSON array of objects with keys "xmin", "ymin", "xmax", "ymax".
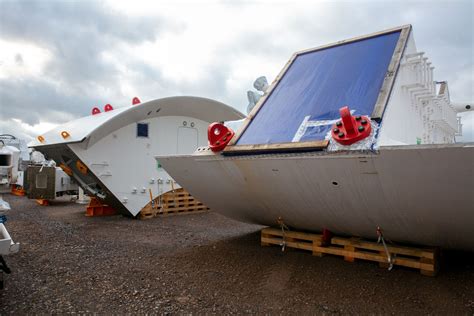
[{"xmin": 158, "ymin": 144, "xmax": 474, "ymax": 250}]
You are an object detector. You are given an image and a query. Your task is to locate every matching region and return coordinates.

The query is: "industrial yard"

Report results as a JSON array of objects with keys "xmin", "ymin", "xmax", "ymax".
[{"xmin": 1, "ymin": 195, "xmax": 473, "ymax": 314}]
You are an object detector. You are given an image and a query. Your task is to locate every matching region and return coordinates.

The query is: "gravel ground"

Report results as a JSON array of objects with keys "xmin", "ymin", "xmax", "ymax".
[{"xmin": 0, "ymin": 194, "xmax": 473, "ymax": 314}]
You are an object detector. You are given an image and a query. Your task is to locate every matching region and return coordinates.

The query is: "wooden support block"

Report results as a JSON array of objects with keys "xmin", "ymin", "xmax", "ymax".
[
  {"xmin": 344, "ymin": 245, "xmax": 355, "ymax": 262},
  {"xmin": 420, "ymin": 248, "xmax": 440, "ymax": 276},
  {"xmin": 378, "ymin": 251, "xmax": 390, "ymax": 268},
  {"xmin": 312, "ymin": 241, "xmax": 324, "ymax": 257},
  {"xmin": 261, "ymin": 233, "xmax": 271, "ymax": 246}
]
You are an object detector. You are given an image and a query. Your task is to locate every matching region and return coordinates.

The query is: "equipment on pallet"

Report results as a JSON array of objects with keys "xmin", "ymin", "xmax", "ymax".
[
  {"xmin": 158, "ymin": 25, "xmax": 474, "ymax": 251},
  {"xmin": 30, "ymin": 96, "xmax": 244, "ymax": 217},
  {"xmin": 0, "ymin": 197, "xmax": 20, "ymax": 289}
]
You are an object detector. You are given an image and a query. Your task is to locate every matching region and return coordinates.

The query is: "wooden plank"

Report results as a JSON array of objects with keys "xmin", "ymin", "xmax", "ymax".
[
  {"xmin": 262, "ymin": 228, "xmax": 322, "ymax": 241},
  {"xmin": 158, "ymin": 210, "xmax": 208, "ymax": 217},
  {"xmin": 162, "ymin": 196, "xmax": 190, "ymax": 202},
  {"xmin": 378, "ymin": 250, "xmax": 390, "ymax": 269},
  {"xmin": 312, "ymin": 246, "xmax": 434, "ymax": 271},
  {"xmin": 165, "ymin": 203, "xmax": 205, "ymax": 209},
  {"xmin": 162, "ymin": 206, "xmax": 208, "ymax": 213},
  {"xmin": 165, "ymin": 200, "xmax": 204, "ymax": 205},
  {"xmin": 261, "ymin": 237, "xmax": 314, "ymax": 252},
  {"xmin": 295, "ymin": 24, "xmax": 411, "ymax": 56},
  {"xmin": 344, "ymin": 244, "xmax": 356, "ymax": 262},
  {"xmin": 371, "ymin": 25, "xmax": 411, "ymax": 119},
  {"xmin": 332, "ymin": 237, "xmax": 435, "ymax": 259}
]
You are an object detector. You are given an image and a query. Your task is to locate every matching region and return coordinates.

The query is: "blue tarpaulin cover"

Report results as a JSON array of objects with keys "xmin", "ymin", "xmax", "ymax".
[{"xmin": 236, "ymin": 31, "xmax": 401, "ymax": 145}]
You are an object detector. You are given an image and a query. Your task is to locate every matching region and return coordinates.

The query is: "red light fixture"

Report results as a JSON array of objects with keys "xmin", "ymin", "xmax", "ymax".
[
  {"xmin": 92, "ymin": 107, "xmax": 101, "ymax": 115},
  {"xmin": 132, "ymin": 97, "xmax": 141, "ymax": 105}
]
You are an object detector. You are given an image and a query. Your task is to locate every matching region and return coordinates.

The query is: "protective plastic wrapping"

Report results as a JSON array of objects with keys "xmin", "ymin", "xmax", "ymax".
[
  {"xmin": 0, "ymin": 197, "xmax": 11, "ymax": 212},
  {"xmin": 224, "ymin": 119, "xmax": 245, "ymax": 134},
  {"xmin": 236, "ymin": 31, "xmax": 401, "ymax": 146}
]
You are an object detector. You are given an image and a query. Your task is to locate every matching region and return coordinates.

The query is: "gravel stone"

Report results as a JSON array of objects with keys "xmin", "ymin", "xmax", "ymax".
[{"xmin": 0, "ymin": 195, "xmax": 473, "ymax": 314}]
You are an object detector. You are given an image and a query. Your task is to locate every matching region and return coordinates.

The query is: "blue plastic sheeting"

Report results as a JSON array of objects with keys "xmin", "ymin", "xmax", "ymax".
[{"xmin": 236, "ymin": 31, "xmax": 401, "ymax": 145}]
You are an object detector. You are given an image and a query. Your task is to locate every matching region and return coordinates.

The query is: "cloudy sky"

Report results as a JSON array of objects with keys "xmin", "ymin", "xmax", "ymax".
[{"xmin": 0, "ymin": 0, "xmax": 472, "ymax": 141}]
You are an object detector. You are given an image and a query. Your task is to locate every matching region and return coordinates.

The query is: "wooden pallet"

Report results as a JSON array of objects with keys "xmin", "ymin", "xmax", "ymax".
[
  {"xmin": 140, "ymin": 188, "xmax": 209, "ymax": 219},
  {"xmin": 261, "ymin": 227, "xmax": 439, "ymax": 276}
]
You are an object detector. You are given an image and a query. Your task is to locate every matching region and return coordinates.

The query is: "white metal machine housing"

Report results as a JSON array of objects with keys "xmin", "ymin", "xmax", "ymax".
[
  {"xmin": 0, "ymin": 145, "xmax": 20, "ymax": 193},
  {"xmin": 30, "ymin": 96, "xmax": 244, "ymax": 216}
]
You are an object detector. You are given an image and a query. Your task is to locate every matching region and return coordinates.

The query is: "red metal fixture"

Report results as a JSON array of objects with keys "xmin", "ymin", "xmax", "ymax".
[
  {"xmin": 36, "ymin": 199, "xmax": 50, "ymax": 206},
  {"xmin": 11, "ymin": 185, "xmax": 26, "ymax": 196},
  {"xmin": 132, "ymin": 97, "xmax": 141, "ymax": 105},
  {"xmin": 92, "ymin": 107, "xmax": 101, "ymax": 115},
  {"xmin": 331, "ymin": 106, "xmax": 371, "ymax": 145},
  {"xmin": 104, "ymin": 104, "xmax": 114, "ymax": 112},
  {"xmin": 207, "ymin": 122, "xmax": 234, "ymax": 152},
  {"xmin": 321, "ymin": 228, "xmax": 333, "ymax": 246},
  {"xmin": 86, "ymin": 197, "xmax": 116, "ymax": 217}
]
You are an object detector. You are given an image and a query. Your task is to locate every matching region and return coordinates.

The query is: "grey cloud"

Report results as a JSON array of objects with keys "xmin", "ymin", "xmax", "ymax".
[
  {"xmin": 125, "ymin": 58, "xmax": 236, "ymax": 108},
  {"xmin": 0, "ymin": 119, "xmax": 35, "ymax": 142},
  {"xmin": 0, "ymin": 78, "xmax": 106, "ymax": 125},
  {"xmin": 0, "ymin": 0, "xmax": 163, "ymax": 45},
  {"xmin": 0, "ymin": 0, "xmax": 170, "ymax": 87},
  {"xmin": 92, "ymin": 0, "xmax": 474, "ymax": 111},
  {"xmin": 0, "ymin": 0, "xmax": 182, "ymax": 127},
  {"xmin": 0, "ymin": 0, "xmax": 472, "ymax": 140}
]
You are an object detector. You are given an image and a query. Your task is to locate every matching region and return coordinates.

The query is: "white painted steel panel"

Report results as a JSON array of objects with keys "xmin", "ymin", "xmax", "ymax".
[
  {"xmin": 177, "ymin": 127, "xmax": 198, "ymax": 155},
  {"xmin": 32, "ymin": 96, "xmax": 244, "ymax": 217},
  {"xmin": 69, "ymin": 116, "xmax": 212, "ymax": 216}
]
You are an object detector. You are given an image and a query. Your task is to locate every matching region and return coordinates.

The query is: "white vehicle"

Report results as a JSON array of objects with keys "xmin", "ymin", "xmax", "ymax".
[
  {"xmin": 30, "ymin": 96, "xmax": 243, "ymax": 216},
  {"xmin": 158, "ymin": 25, "xmax": 474, "ymax": 251}
]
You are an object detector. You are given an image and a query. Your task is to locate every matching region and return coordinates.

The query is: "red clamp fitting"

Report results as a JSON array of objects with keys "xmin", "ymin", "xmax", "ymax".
[
  {"xmin": 92, "ymin": 107, "xmax": 101, "ymax": 115},
  {"xmin": 331, "ymin": 106, "xmax": 371, "ymax": 145},
  {"xmin": 208, "ymin": 122, "xmax": 234, "ymax": 152},
  {"xmin": 104, "ymin": 104, "xmax": 114, "ymax": 112}
]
